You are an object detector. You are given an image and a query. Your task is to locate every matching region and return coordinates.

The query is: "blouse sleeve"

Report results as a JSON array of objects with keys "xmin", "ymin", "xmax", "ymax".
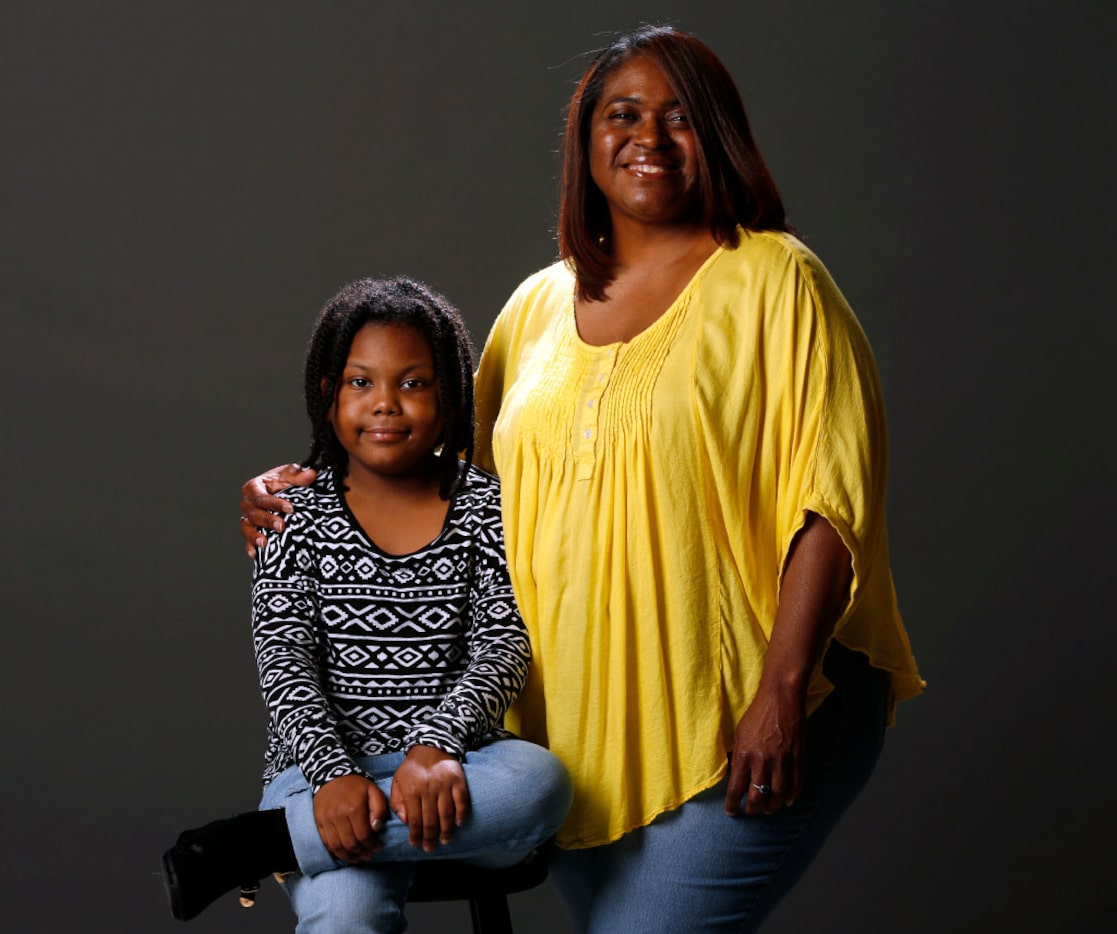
[
  {"xmin": 474, "ymin": 304, "xmax": 514, "ymax": 475},
  {"xmin": 402, "ymin": 485, "xmax": 531, "ymax": 756},
  {"xmin": 756, "ymin": 239, "xmax": 921, "ymax": 705},
  {"xmin": 773, "ymin": 247, "xmax": 891, "ymax": 622},
  {"xmin": 474, "ymin": 263, "xmax": 571, "ymax": 475},
  {"xmin": 252, "ymin": 506, "xmax": 362, "ymax": 792},
  {"xmin": 697, "ymin": 236, "xmax": 891, "ymax": 635}
]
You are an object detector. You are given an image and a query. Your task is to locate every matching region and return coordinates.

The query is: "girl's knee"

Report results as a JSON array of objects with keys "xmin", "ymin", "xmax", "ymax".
[
  {"xmin": 538, "ymin": 753, "xmax": 574, "ymax": 827},
  {"xmin": 504, "ymin": 741, "xmax": 571, "ymax": 800},
  {"xmin": 469, "ymin": 739, "xmax": 572, "ymax": 832}
]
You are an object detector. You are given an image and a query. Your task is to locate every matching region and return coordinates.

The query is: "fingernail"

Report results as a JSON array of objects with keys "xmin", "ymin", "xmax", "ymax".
[{"xmin": 371, "ymin": 819, "xmax": 384, "ymax": 832}]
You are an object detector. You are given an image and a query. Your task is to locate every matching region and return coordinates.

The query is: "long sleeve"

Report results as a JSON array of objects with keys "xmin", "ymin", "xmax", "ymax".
[{"xmin": 252, "ymin": 506, "xmax": 360, "ymax": 793}]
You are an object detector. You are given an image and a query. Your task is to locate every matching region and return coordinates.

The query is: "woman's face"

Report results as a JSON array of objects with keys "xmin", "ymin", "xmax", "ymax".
[{"xmin": 588, "ymin": 55, "xmax": 702, "ymax": 231}]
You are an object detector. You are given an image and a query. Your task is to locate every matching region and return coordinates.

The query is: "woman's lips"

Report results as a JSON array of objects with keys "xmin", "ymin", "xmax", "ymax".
[{"xmin": 624, "ymin": 162, "xmax": 674, "ymax": 178}]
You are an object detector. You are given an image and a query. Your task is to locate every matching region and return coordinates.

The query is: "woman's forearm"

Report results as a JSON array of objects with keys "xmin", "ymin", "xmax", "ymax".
[{"xmin": 759, "ymin": 511, "xmax": 853, "ymax": 697}]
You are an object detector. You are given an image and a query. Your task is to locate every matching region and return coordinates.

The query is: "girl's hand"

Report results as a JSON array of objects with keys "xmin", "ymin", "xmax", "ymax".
[
  {"xmin": 240, "ymin": 464, "xmax": 317, "ymax": 558},
  {"xmin": 724, "ymin": 684, "xmax": 806, "ymax": 817},
  {"xmin": 313, "ymin": 774, "xmax": 389, "ymax": 863},
  {"xmin": 390, "ymin": 745, "xmax": 470, "ymax": 852}
]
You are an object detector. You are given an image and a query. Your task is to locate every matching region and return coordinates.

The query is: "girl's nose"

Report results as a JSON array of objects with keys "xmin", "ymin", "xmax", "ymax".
[{"xmin": 371, "ymin": 388, "xmax": 401, "ymax": 414}]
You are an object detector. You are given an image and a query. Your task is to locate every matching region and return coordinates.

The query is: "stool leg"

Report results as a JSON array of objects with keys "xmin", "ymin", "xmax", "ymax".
[{"xmin": 469, "ymin": 894, "xmax": 513, "ymax": 934}]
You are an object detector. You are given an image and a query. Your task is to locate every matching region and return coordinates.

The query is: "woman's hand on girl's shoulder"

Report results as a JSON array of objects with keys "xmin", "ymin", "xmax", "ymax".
[
  {"xmin": 390, "ymin": 745, "xmax": 470, "ymax": 853},
  {"xmin": 313, "ymin": 773, "xmax": 389, "ymax": 863},
  {"xmin": 239, "ymin": 463, "xmax": 318, "ymax": 558}
]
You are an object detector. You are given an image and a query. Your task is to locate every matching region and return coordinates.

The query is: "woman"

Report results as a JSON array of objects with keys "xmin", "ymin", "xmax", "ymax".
[{"xmin": 242, "ymin": 26, "xmax": 922, "ymax": 932}]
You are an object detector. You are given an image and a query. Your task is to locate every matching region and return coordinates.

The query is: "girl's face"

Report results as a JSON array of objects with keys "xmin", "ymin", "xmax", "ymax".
[
  {"xmin": 328, "ymin": 322, "xmax": 442, "ymax": 487},
  {"xmin": 588, "ymin": 55, "xmax": 702, "ymax": 231}
]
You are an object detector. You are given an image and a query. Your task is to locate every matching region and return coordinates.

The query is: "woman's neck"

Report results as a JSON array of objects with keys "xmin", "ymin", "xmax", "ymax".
[
  {"xmin": 574, "ymin": 222, "xmax": 720, "ymax": 345},
  {"xmin": 605, "ymin": 217, "xmax": 716, "ymax": 270}
]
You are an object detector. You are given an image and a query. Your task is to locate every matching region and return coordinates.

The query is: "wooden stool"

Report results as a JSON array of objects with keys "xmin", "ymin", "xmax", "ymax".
[{"xmin": 406, "ymin": 847, "xmax": 549, "ymax": 934}]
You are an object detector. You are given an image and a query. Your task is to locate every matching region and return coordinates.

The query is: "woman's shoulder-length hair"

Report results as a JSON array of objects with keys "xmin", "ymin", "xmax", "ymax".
[{"xmin": 558, "ymin": 25, "xmax": 791, "ymax": 301}]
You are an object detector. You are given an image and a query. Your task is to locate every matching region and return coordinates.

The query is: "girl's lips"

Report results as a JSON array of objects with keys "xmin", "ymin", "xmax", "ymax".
[{"xmin": 362, "ymin": 428, "xmax": 408, "ymax": 442}]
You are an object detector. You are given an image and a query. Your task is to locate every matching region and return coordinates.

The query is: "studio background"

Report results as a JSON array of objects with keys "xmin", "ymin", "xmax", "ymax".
[{"xmin": 3, "ymin": 2, "xmax": 1113, "ymax": 931}]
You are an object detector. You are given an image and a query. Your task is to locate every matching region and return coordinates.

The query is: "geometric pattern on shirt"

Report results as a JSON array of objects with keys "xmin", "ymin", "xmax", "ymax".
[{"xmin": 252, "ymin": 465, "xmax": 530, "ymax": 792}]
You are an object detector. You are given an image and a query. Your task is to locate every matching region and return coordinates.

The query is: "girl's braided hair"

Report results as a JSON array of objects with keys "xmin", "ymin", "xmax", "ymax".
[{"xmin": 303, "ymin": 276, "xmax": 475, "ymax": 500}]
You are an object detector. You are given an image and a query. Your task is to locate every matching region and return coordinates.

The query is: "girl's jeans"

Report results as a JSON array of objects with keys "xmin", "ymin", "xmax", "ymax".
[{"xmin": 260, "ymin": 737, "xmax": 571, "ymax": 934}]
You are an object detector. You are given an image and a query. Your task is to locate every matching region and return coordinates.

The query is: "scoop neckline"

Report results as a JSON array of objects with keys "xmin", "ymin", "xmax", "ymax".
[
  {"xmin": 569, "ymin": 241, "xmax": 727, "ymax": 351},
  {"xmin": 330, "ymin": 467, "xmax": 459, "ymax": 559}
]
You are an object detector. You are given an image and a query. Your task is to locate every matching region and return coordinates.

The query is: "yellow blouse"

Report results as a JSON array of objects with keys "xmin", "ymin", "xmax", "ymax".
[{"xmin": 474, "ymin": 230, "xmax": 923, "ymax": 848}]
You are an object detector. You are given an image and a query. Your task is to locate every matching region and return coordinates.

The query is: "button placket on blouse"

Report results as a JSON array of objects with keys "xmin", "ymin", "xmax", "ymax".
[{"xmin": 574, "ymin": 348, "xmax": 617, "ymax": 479}]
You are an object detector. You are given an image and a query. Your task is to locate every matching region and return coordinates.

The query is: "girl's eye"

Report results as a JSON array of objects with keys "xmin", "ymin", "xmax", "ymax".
[
  {"xmin": 348, "ymin": 377, "xmax": 371, "ymax": 389},
  {"xmin": 401, "ymin": 378, "xmax": 426, "ymax": 390}
]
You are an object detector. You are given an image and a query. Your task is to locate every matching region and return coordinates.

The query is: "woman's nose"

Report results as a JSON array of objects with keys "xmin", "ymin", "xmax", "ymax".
[{"xmin": 634, "ymin": 117, "xmax": 667, "ymax": 148}]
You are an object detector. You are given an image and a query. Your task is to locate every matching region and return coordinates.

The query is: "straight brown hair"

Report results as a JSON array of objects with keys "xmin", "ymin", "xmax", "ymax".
[{"xmin": 558, "ymin": 26, "xmax": 791, "ymax": 301}]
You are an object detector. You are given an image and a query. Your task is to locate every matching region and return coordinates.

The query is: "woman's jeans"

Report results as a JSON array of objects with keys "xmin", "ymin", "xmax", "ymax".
[
  {"xmin": 550, "ymin": 643, "xmax": 889, "ymax": 934},
  {"xmin": 260, "ymin": 737, "xmax": 571, "ymax": 934}
]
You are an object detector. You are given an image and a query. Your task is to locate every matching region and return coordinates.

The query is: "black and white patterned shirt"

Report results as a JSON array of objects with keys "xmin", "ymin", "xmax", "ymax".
[{"xmin": 252, "ymin": 466, "xmax": 530, "ymax": 793}]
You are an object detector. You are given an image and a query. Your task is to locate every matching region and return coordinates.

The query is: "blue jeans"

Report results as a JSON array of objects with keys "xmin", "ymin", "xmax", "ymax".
[
  {"xmin": 259, "ymin": 737, "xmax": 572, "ymax": 933},
  {"xmin": 549, "ymin": 644, "xmax": 889, "ymax": 933}
]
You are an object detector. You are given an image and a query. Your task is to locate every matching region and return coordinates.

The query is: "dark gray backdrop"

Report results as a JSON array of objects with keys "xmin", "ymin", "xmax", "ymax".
[{"xmin": 3, "ymin": 1, "xmax": 1114, "ymax": 931}]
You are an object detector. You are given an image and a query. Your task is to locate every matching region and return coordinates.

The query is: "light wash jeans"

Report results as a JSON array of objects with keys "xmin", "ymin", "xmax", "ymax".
[
  {"xmin": 549, "ymin": 643, "xmax": 890, "ymax": 933},
  {"xmin": 260, "ymin": 737, "xmax": 571, "ymax": 934}
]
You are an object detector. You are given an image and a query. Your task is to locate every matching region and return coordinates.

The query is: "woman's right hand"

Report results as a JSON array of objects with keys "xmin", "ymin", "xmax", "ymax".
[
  {"xmin": 239, "ymin": 463, "xmax": 317, "ymax": 558},
  {"xmin": 313, "ymin": 774, "xmax": 389, "ymax": 863}
]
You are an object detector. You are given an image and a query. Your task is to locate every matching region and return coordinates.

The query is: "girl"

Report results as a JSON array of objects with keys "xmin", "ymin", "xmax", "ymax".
[{"xmin": 163, "ymin": 277, "xmax": 571, "ymax": 932}]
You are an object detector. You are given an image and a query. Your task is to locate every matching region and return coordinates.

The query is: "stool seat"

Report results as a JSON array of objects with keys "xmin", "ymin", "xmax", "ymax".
[{"xmin": 406, "ymin": 846, "xmax": 550, "ymax": 933}]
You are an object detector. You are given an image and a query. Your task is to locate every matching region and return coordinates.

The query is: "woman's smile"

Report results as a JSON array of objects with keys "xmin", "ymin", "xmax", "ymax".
[{"xmin": 623, "ymin": 158, "xmax": 677, "ymax": 176}]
